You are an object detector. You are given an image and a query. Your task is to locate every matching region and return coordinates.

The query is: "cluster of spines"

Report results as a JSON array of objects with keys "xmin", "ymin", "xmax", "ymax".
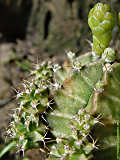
[
  {"xmin": 7, "ymin": 52, "xmax": 102, "ymax": 159},
  {"xmin": 7, "ymin": 61, "xmax": 62, "ymax": 155},
  {"xmin": 49, "ymin": 109, "xmax": 100, "ymax": 159}
]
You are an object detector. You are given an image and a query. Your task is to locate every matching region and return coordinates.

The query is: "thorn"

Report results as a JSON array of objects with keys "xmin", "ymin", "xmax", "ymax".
[
  {"xmin": 85, "ymin": 39, "xmax": 93, "ymax": 48},
  {"xmin": 89, "ymin": 134, "xmax": 99, "ymax": 150},
  {"xmin": 39, "ymin": 148, "xmax": 46, "ymax": 153},
  {"xmin": 47, "ymin": 99, "xmax": 55, "ymax": 110},
  {"xmin": 46, "ymin": 139, "xmax": 56, "ymax": 144},
  {"xmin": 4, "ymin": 135, "xmax": 8, "ymax": 143},
  {"xmin": 41, "ymin": 115, "xmax": 47, "ymax": 123},
  {"xmin": 94, "ymin": 114, "xmax": 104, "ymax": 126},
  {"xmin": 11, "ymin": 87, "xmax": 19, "ymax": 94}
]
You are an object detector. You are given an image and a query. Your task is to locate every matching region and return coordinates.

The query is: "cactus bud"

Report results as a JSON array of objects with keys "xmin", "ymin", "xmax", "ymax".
[{"xmin": 88, "ymin": 3, "xmax": 116, "ymax": 56}]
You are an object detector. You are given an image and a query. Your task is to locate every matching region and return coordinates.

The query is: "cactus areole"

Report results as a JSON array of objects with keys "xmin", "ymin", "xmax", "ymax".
[{"xmin": 7, "ymin": 3, "xmax": 119, "ymax": 160}]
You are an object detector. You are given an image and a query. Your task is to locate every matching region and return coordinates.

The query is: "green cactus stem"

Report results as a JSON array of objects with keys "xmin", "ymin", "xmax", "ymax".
[
  {"xmin": 7, "ymin": 47, "xmax": 119, "ymax": 160},
  {"xmin": 7, "ymin": 52, "xmax": 102, "ymax": 159},
  {"xmin": 7, "ymin": 61, "xmax": 61, "ymax": 154},
  {"xmin": 6, "ymin": 3, "xmax": 120, "ymax": 160},
  {"xmin": 88, "ymin": 3, "xmax": 116, "ymax": 56}
]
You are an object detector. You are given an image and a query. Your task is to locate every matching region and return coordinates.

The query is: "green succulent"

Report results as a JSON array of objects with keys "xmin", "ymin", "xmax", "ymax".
[
  {"xmin": 6, "ymin": 2, "xmax": 120, "ymax": 160},
  {"xmin": 88, "ymin": 3, "xmax": 116, "ymax": 56}
]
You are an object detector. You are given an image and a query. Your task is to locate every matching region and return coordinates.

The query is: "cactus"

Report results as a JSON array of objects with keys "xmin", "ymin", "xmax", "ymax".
[
  {"xmin": 88, "ymin": 3, "xmax": 116, "ymax": 56},
  {"xmin": 7, "ymin": 2, "xmax": 120, "ymax": 160}
]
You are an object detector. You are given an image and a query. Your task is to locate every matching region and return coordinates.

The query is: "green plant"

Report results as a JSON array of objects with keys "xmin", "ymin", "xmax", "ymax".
[
  {"xmin": 88, "ymin": 3, "xmax": 116, "ymax": 56},
  {"xmin": 6, "ymin": 2, "xmax": 120, "ymax": 160}
]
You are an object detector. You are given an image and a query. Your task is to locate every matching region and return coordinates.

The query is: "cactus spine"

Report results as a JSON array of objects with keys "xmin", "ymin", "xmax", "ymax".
[{"xmin": 7, "ymin": 3, "xmax": 120, "ymax": 160}]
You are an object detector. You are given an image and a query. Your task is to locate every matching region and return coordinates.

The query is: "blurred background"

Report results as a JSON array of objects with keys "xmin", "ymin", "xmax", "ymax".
[{"xmin": 0, "ymin": 0, "xmax": 120, "ymax": 160}]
